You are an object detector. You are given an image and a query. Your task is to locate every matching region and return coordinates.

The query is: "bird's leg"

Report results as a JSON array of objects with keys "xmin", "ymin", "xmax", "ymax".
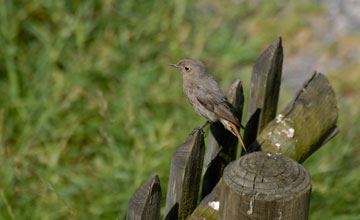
[
  {"xmin": 199, "ymin": 120, "xmax": 210, "ymax": 130},
  {"xmin": 190, "ymin": 121, "xmax": 210, "ymax": 136}
]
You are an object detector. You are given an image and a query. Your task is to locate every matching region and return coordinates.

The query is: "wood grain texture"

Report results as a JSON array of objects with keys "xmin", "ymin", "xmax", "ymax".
[
  {"xmin": 244, "ymin": 36, "xmax": 283, "ymax": 147},
  {"xmin": 164, "ymin": 129, "xmax": 205, "ymax": 220},
  {"xmin": 219, "ymin": 152, "xmax": 312, "ymax": 220},
  {"xmin": 126, "ymin": 174, "xmax": 162, "ymax": 220},
  {"xmin": 252, "ymin": 72, "xmax": 339, "ymax": 162},
  {"xmin": 201, "ymin": 80, "xmax": 244, "ymax": 199}
]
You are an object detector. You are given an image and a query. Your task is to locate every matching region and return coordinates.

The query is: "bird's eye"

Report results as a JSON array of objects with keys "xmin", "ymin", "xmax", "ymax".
[{"xmin": 185, "ymin": 67, "xmax": 190, "ymax": 71}]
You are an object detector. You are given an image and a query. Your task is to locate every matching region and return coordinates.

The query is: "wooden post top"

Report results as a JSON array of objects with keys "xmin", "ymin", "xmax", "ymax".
[
  {"xmin": 220, "ymin": 151, "xmax": 312, "ymax": 219},
  {"xmin": 223, "ymin": 151, "xmax": 311, "ymax": 199}
]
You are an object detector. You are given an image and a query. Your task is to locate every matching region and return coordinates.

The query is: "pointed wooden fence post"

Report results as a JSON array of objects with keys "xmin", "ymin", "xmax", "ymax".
[
  {"xmin": 244, "ymin": 36, "xmax": 283, "ymax": 148},
  {"xmin": 164, "ymin": 129, "xmax": 205, "ymax": 220},
  {"xmin": 126, "ymin": 174, "xmax": 162, "ymax": 220},
  {"xmin": 201, "ymin": 80, "xmax": 244, "ymax": 199}
]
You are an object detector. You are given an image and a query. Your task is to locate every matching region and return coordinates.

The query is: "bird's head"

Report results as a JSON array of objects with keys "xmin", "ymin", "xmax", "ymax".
[{"xmin": 170, "ymin": 59, "xmax": 206, "ymax": 76}]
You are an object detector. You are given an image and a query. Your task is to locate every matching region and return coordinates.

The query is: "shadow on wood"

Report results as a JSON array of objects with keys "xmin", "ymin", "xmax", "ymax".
[
  {"xmin": 126, "ymin": 174, "xmax": 162, "ymax": 220},
  {"xmin": 243, "ymin": 108, "xmax": 261, "ymax": 151},
  {"xmin": 164, "ymin": 129, "xmax": 205, "ymax": 220},
  {"xmin": 164, "ymin": 204, "xmax": 178, "ymax": 220}
]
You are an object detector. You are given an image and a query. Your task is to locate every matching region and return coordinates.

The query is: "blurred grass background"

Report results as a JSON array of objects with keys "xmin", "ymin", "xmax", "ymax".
[{"xmin": 0, "ymin": 0, "xmax": 359, "ymax": 219}]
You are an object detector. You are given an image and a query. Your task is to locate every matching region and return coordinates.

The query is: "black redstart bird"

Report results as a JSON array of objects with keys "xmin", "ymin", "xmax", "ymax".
[{"xmin": 170, "ymin": 58, "xmax": 246, "ymax": 152}]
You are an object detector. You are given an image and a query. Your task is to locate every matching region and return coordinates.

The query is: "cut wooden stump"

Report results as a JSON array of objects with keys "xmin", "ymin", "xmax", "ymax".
[
  {"xmin": 189, "ymin": 152, "xmax": 312, "ymax": 219},
  {"xmin": 126, "ymin": 174, "xmax": 162, "ymax": 220},
  {"xmin": 219, "ymin": 152, "xmax": 312, "ymax": 220},
  {"xmin": 251, "ymin": 72, "xmax": 339, "ymax": 162},
  {"xmin": 164, "ymin": 129, "xmax": 205, "ymax": 220},
  {"xmin": 201, "ymin": 80, "xmax": 244, "ymax": 199},
  {"xmin": 244, "ymin": 36, "xmax": 283, "ymax": 148}
]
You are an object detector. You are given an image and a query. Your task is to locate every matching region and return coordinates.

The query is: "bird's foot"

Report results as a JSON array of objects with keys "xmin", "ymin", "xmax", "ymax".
[
  {"xmin": 190, "ymin": 126, "xmax": 205, "ymax": 136},
  {"xmin": 190, "ymin": 121, "xmax": 210, "ymax": 136}
]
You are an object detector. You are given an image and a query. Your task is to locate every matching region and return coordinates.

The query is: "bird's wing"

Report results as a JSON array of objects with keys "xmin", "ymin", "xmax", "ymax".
[
  {"xmin": 194, "ymin": 75, "xmax": 240, "ymax": 126},
  {"xmin": 197, "ymin": 96, "xmax": 240, "ymax": 127}
]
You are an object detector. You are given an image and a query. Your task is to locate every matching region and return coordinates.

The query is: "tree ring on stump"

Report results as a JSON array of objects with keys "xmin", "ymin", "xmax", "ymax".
[{"xmin": 220, "ymin": 151, "xmax": 312, "ymax": 219}]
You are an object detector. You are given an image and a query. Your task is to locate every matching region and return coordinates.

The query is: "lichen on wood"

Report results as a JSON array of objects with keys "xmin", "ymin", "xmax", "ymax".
[{"xmin": 252, "ymin": 72, "xmax": 338, "ymax": 162}]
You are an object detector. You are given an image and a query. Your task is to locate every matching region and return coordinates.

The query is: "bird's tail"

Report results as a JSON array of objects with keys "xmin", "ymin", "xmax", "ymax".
[{"xmin": 220, "ymin": 119, "xmax": 247, "ymax": 153}]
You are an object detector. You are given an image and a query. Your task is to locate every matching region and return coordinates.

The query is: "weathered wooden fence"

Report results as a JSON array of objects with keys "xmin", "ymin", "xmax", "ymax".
[{"xmin": 126, "ymin": 36, "xmax": 338, "ymax": 220}]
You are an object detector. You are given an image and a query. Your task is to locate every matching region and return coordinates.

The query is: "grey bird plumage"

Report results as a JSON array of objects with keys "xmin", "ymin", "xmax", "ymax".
[{"xmin": 170, "ymin": 58, "xmax": 246, "ymax": 152}]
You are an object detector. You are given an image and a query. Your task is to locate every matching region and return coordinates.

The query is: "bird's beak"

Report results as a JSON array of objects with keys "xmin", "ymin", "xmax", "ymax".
[{"xmin": 169, "ymin": 64, "xmax": 178, "ymax": 68}]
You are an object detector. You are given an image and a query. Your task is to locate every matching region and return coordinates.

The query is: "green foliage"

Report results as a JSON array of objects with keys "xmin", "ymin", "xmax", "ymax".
[
  {"xmin": 0, "ymin": 0, "xmax": 358, "ymax": 219},
  {"xmin": 304, "ymin": 109, "xmax": 360, "ymax": 219}
]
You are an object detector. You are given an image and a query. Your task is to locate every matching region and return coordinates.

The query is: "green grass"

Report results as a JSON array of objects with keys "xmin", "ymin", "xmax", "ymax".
[{"xmin": 0, "ymin": 0, "xmax": 359, "ymax": 219}]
